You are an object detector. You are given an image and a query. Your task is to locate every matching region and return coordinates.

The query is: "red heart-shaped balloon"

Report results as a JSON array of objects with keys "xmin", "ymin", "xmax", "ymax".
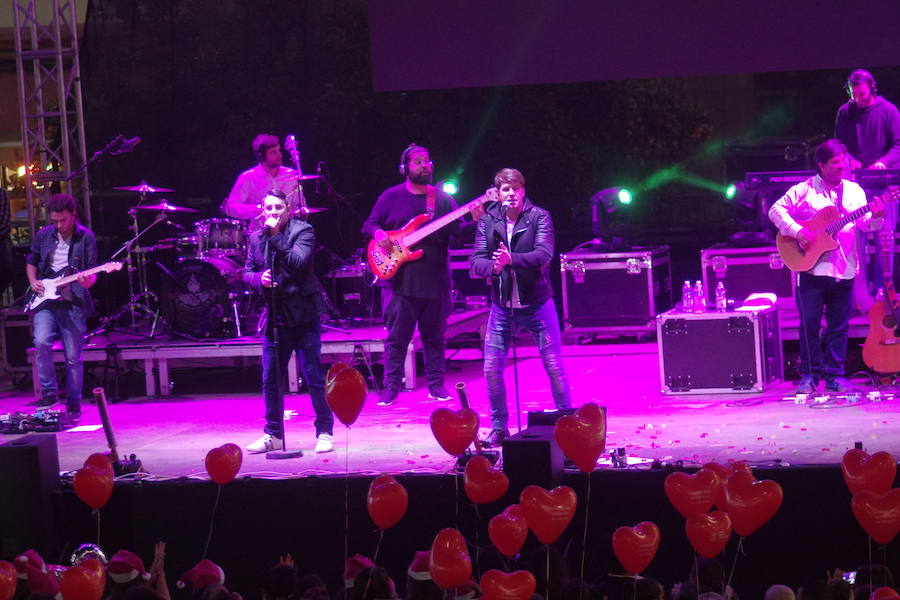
[
  {"xmin": 612, "ymin": 522, "xmax": 660, "ymax": 575},
  {"xmin": 73, "ymin": 465, "xmax": 113, "ymax": 509},
  {"xmin": 429, "ymin": 528, "xmax": 472, "ymax": 590},
  {"xmin": 326, "ymin": 365, "xmax": 368, "ymax": 426},
  {"xmin": 724, "ymin": 474, "xmax": 782, "ymax": 536},
  {"xmin": 702, "ymin": 463, "xmax": 730, "ymax": 508},
  {"xmin": 367, "ymin": 474, "xmax": 409, "ymax": 529},
  {"xmin": 685, "ymin": 510, "xmax": 733, "ymax": 558},
  {"xmin": 430, "ymin": 408, "xmax": 479, "ymax": 456},
  {"xmin": 664, "ymin": 469, "xmax": 721, "ymax": 518},
  {"xmin": 205, "ymin": 443, "xmax": 243, "ymax": 485},
  {"xmin": 519, "ymin": 485, "xmax": 577, "ymax": 544},
  {"xmin": 464, "ymin": 455, "xmax": 509, "ymax": 504},
  {"xmin": 480, "ymin": 570, "xmax": 536, "ymax": 600},
  {"xmin": 851, "ymin": 489, "xmax": 900, "ymax": 545},
  {"xmin": 83, "ymin": 453, "xmax": 114, "ymax": 478},
  {"xmin": 842, "ymin": 449, "xmax": 897, "ymax": 496},
  {"xmin": 488, "ymin": 504, "xmax": 529, "ymax": 557},
  {"xmin": 77, "ymin": 558, "xmax": 105, "ymax": 584},
  {"xmin": 60, "ymin": 563, "xmax": 105, "ymax": 600},
  {"xmin": 554, "ymin": 403, "xmax": 606, "ymax": 473},
  {"xmin": 0, "ymin": 561, "xmax": 16, "ymax": 600}
]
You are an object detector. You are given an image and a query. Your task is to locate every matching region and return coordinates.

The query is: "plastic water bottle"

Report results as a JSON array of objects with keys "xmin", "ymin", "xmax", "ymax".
[
  {"xmin": 715, "ymin": 281, "xmax": 727, "ymax": 312},
  {"xmin": 694, "ymin": 280, "xmax": 707, "ymax": 312},
  {"xmin": 681, "ymin": 280, "xmax": 693, "ymax": 313}
]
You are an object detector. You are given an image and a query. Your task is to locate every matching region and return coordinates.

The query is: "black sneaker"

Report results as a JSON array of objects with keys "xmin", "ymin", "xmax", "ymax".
[
  {"xmin": 427, "ymin": 385, "xmax": 453, "ymax": 402},
  {"xmin": 483, "ymin": 428, "xmax": 509, "ymax": 448},
  {"xmin": 796, "ymin": 375, "xmax": 819, "ymax": 394},
  {"xmin": 37, "ymin": 394, "xmax": 57, "ymax": 408},
  {"xmin": 825, "ymin": 377, "xmax": 856, "ymax": 393},
  {"xmin": 66, "ymin": 408, "xmax": 81, "ymax": 422},
  {"xmin": 377, "ymin": 387, "xmax": 400, "ymax": 407}
]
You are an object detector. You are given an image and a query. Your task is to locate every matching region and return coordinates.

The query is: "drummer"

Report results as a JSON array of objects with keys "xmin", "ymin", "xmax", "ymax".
[{"xmin": 223, "ymin": 133, "xmax": 306, "ymax": 228}]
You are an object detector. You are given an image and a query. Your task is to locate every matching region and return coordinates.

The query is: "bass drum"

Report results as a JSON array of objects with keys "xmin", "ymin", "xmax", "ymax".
[{"xmin": 161, "ymin": 257, "xmax": 258, "ymax": 339}]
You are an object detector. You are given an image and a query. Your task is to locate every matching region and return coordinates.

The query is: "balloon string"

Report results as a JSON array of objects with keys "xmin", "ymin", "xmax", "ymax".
[
  {"xmin": 867, "ymin": 536, "xmax": 873, "ymax": 590},
  {"xmin": 546, "ymin": 545, "xmax": 550, "ymax": 599},
  {"xmin": 580, "ymin": 474, "xmax": 592, "ymax": 582},
  {"xmin": 693, "ymin": 553, "xmax": 700, "ymax": 598},
  {"xmin": 202, "ymin": 484, "xmax": 222, "ymax": 560},
  {"xmin": 725, "ymin": 536, "xmax": 742, "ymax": 595},
  {"xmin": 631, "ymin": 575, "xmax": 637, "ymax": 600},
  {"xmin": 366, "ymin": 527, "xmax": 384, "ymax": 600},
  {"xmin": 344, "ymin": 426, "xmax": 351, "ymax": 580},
  {"xmin": 473, "ymin": 502, "xmax": 481, "ymax": 578},
  {"xmin": 881, "ymin": 543, "xmax": 887, "ymax": 586},
  {"xmin": 95, "ymin": 508, "xmax": 101, "ymax": 546},
  {"xmin": 454, "ymin": 472, "xmax": 460, "ymax": 530}
]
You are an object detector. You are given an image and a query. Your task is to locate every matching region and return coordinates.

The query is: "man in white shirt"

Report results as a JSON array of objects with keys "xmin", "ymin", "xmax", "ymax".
[
  {"xmin": 223, "ymin": 134, "xmax": 304, "ymax": 225},
  {"xmin": 769, "ymin": 139, "xmax": 884, "ymax": 393}
]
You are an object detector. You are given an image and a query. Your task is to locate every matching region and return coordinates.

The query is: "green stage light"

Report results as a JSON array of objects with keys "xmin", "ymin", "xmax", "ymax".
[
  {"xmin": 441, "ymin": 180, "xmax": 458, "ymax": 195},
  {"xmin": 617, "ymin": 188, "xmax": 633, "ymax": 205},
  {"xmin": 725, "ymin": 184, "xmax": 737, "ymax": 200}
]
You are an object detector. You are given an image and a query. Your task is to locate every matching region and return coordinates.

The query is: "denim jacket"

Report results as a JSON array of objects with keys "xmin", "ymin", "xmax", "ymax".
[{"xmin": 26, "ymin": 222, "xmax": 97, "ymax": 312}]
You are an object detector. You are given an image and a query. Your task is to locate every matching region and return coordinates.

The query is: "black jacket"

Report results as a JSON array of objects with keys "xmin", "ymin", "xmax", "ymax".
[
  {"xmin": 243, "ymin": 217, "xmax": 323, "ymax": 328},
  {"xmin": 470, "ymin": 198, "xmax": 555, "ymax": 308}
]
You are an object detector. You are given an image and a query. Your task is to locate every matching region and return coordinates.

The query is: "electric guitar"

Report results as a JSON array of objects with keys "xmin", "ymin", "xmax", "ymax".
[
  {"xmin": 24, "ymin": 261, "xmax": 123, "ymax": 312},
  {"xmin": 863, "ymin": 228, "xmax": 900, "ymax": 373},
  {"xmin": 776, "ymin": 187, "xmax": 900, "ymax": 272},
  {"xmin": 367, "ymin": 195, "xmax": 487, "ymax": 280}
]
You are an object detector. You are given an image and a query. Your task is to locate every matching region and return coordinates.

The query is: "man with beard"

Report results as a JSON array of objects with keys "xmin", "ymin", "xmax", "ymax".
[
  {"xmin": 363, "ymin": 144, "xmax": 476, "ymax": 406},
  {"xmin": 224, "ymin": 134, "xmax": 303, "ymax": 223}
]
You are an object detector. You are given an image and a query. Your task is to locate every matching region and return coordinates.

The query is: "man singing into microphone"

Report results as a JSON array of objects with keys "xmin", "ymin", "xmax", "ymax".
[
  {"xmin": 243, "ymin": 191, "xmax": 334, "ymax": 454},
  {"xmin": 224, "ymin": 134, "xmax": 303, "ymax": 224},
  {"xmin": 470, "ymin": 168, "xmax": 571, "ymax": 447}
]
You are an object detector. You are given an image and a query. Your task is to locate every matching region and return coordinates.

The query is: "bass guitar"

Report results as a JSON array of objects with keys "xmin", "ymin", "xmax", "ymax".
[
  {"xmin": 863, "ymin": 228, "xmax": 900, "ymax": 373},
  {"xmin": 24, "ymin": 261, "xmax": 123, "ymax": 312},
  {"xmin": 367, "ymin": 195, "xmax": 487, "ymax": 280},
  {"xmin": 776, "ymin": 187, "xmax": 899, "ymax": 272}
]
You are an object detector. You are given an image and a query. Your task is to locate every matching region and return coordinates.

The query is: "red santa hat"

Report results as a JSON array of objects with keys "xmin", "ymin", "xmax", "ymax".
[
  {"xmin": 107, "ymin": 550, "xmax": 150, "ymax": 584},
  {"xmin": 15, "ymin": 549, "xmax": 46, "ymax": 580},
  {"xmin": 177, "ymin": 559, "xmax": 225, "ymax": 589},
  {"xmin": 407, "ymin": 551, "xmax": 432, "ymax": 581},
  {"xmin": 344, "ymin": 554, "xmax": 375, "ymax": 588},
  {"xmin": 24, "ymin": 563, "xmax": 60, "ymax": 598}
]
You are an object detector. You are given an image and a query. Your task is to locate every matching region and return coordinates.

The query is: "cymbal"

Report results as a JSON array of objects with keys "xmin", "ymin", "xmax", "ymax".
[
  {"xmin": 114, "ymin": 180, "xmax": 174, "ymax": 193},
  {"xmin": 132, "ymin": 201, "xmax": 198, "ymax": 213},
  {"xmin": 275, "ymin": 174, "xmax": 322, "ymax": 182},
  {"xmin": 293, "ymin": 206, "xmax": 328, "ymax": 215}
]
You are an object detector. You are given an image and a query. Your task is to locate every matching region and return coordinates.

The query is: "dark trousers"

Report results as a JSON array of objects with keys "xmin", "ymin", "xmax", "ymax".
[
  {"xmin": 796, "ymin": 272, "xmax": 853, "ymax": 379},
  {"xmin": 382, "ymin": 292, "xmax": 450, "ymax": 391},
  {"xmin": 261, "ymin": 322, "xmax": 333, "ymax": 438},
  {"xmin": 0, "ymin": 236, "xmax": 12, "ymax": 299}
]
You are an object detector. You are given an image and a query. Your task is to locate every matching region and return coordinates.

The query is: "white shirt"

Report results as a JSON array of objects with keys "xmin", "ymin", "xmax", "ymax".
[
  {"xmin": 51, "ymin": 235, "xmax": 70, "ymax": 273},
  {"xmin": 505, "ymin": 217, "xmax": 524, "ymax": 308},
  {"xmin": 223, "ymin": 165, "xmax": 304, "ymax": 222},
  {"xmin": 768, "ymin": 175, "xmax": 881, "ymax": 279}
]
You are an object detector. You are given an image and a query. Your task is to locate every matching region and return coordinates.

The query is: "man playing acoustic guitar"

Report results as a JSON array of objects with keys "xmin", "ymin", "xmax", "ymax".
[{"xmin": 769, "ymin": 139, "xmax": 885, "ymax": 394}]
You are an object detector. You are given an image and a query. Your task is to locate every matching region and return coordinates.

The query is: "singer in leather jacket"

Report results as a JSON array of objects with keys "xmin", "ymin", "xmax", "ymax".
[{"xmin": 469, "ymin": 168, "xmax": 571, "ymax": 447}]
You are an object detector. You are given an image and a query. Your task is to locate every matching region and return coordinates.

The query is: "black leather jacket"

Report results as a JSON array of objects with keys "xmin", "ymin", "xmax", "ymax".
[{"xmin": 469, "ymin": 198, "xmax": 555, "ymax": 308}]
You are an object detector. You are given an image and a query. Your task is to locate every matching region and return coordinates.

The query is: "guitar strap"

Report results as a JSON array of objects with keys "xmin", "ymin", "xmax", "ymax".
[{"xmin": 425, "ymin": 185, "xmax": 436, "ymax": 219}]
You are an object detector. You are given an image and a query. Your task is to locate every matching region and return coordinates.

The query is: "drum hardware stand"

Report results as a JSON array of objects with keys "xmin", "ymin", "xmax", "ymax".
[{"xmin": 284, "ymin": 134, "xmax": 311, "ymax": 217}]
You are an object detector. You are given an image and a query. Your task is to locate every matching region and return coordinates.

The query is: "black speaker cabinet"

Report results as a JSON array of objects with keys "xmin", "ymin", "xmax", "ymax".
[
  {"xmin": 501, "ymin": 426, "xmax": 564, "ymax": 491},
  {"xmin": 0, "ymin": 434, "xmax": 60, "ymax": 557}
]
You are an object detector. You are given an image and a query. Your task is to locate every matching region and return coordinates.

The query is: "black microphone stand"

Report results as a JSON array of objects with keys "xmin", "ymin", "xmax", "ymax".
[
  {"xmin": 263, "ymin": 232, "xmax": 303, "ymax": 460},
  {"xmin": 498, "ymin": 205, "xmax": 522, "ymax": 433}
]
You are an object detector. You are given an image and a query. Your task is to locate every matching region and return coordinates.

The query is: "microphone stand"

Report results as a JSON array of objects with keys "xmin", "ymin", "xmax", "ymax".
[
  {"xmin": 284, "ymin": 135, "xmax": 310, "ymax": 217},
  {"xmin": 499, "ymin": 205, "xmax": 522, "ymax": 433}
]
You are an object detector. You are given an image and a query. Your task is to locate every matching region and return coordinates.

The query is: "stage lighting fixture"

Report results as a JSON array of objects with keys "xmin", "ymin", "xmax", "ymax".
[
  {"xmin": 591, "ymin": 186, "xmax": 633, "ymax": 214},
  {"xmin": 617, "ymin": 188, "xmax": 633, "ymax": 205},
  {"xmin": 724, "ymin": 183, "xmax": 737, "ymax": 199},
  {"xmin": 440, "ymin": 179, "xmax": 458, "ymax": 195}
]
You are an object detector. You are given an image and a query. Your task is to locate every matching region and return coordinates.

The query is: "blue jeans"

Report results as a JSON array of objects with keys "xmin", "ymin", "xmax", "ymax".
[
  {"xmin": 483, "ymin": 298, "xmax": 571, "ymax": 430},
  {"xmin": 262, "ymin": 322, "xmax": 333, "ymax": 438},
  {"xmin": 33, "ymin": 303, "xmax": 86, "ymax": 410},
  {"xmin": 382, "ymin": 293, "xmax": 450, "ymax": 391},
  {"xmin": 796, "ymin": 272, "xmax": 853, "ymax": 380}
]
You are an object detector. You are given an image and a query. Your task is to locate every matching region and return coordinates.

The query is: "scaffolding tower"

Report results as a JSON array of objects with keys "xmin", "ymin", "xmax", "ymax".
[{"xmin": 13, "ymin": 0, "xmax": 91, "ymax": 233}]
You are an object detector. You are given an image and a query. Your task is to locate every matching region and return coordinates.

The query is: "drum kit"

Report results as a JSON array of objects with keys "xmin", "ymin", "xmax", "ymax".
[{"xmin": 93, "ymin": 177, "xmax": 327, "ymax": 340}]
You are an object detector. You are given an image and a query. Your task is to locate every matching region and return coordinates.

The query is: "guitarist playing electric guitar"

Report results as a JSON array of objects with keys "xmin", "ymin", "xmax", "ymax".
[
  {"xmin": 362, "ymin": 144, "xmax": 485, "ymax": 407},
  {"xmin": 769, "ymin": 139, "xmax": 885, "ymax": 395},
  {"xmin": 25, "ymin": 194, "xmax": 99, "ymax": 419}
]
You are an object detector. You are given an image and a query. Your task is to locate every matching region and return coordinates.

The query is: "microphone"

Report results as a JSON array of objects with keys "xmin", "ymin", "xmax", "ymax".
[
  {"xmin": 112, "ymin": 136, "xmax": 141, "ymax": 155},
  {"xmin": 500, "ymin": 199, "xmax": 511, "ymax": 217},
  {"xmin": 284, "ymin": 134, "xmax": 299, "ymax": 160},
  {"xmin": 165, "ymin": 220, "xmax": 185, "ymax": 231}
]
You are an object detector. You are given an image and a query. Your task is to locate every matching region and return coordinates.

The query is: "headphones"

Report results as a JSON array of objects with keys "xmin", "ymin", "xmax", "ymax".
[
  {"xmin": 846, "ymin": 69, "xmax": 877, "ymax": 98},
  {"xmin": 398, "ymin": 143, "xmax": 426, "ymax": 177}
]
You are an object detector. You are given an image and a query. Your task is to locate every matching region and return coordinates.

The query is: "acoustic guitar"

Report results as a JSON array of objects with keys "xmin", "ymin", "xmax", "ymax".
[
  {"xmin": 776, "ymin": 187, "xmax": 900, "ymax": 272},
  {"xmin": 863, "ymin": 228, "xmax": 900, "ymax": 373}
]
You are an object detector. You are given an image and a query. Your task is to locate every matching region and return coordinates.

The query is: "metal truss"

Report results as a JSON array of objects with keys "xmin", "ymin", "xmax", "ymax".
[{"xmin": 13, "ymin": 0, "xmax": 91, "ymax": 232}]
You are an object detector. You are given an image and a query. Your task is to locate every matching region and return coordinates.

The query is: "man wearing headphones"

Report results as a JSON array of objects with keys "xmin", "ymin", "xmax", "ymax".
[
  {"xmin": 363, "ymin": 145, "xmax": 468, "ymax": 406},
  {"xmin": 224, "ymin": 133, "xmax": 303, "ymax": 223}
]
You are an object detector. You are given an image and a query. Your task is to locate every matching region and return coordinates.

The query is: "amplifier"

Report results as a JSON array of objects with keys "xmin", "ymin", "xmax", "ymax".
[{"xmin": 324, "ymin": 263, "xmax": 381, "ymax": 320}]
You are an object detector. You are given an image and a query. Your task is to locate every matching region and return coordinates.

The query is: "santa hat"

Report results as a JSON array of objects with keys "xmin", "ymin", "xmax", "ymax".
[
  {"xmin": 177, "ymin": 559, "xmax": 225, "ymax": 589},
  {"xmin": 445, "ymin": 579, "xmax": 477, "ymax": 600},
  {"xmin": 344, "ymin": 554, "xmax": 375, "ymax": 588},
  {"xmin": 24, "ymin": 563, "xmax": 60, "ymax": 597},
  {"xmin": 15, "ymin": 549, "xmax": 46, "ymax": 580},
  {"xmin": 872, "ymin": 588, "xmax": 900, "ymax": 600},
  {"xmin": 108, "ymin": 550, "xmax": 150, "ymax": 584},
  {"xmin": 407, "ymin": 551, "xmax": 432, "ymax": 581}
]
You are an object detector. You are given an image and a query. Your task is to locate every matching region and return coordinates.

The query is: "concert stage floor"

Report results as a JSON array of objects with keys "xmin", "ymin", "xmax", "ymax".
[{"xmin": 3, "ymin": 339, "xmax": 900, "ymax": 478}]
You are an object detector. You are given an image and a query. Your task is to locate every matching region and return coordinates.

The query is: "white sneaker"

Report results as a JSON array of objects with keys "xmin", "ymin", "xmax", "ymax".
[
  {"xmin": 314, "ymin": 433, "xmax": 334, "ymax": 454},
  {"xmin": 246, "ymin": 433, "xmax": 281, "ymax": 454}
]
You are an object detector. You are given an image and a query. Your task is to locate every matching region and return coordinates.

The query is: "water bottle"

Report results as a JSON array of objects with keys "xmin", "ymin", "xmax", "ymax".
[
  {"xmin": 681, "ymin": 280, "xmax": 693, "ymax": 313},
  {"xmin": 715, "ymin": 281, "xmax": 727, "ymax": 312},
  {"xmin": 694, "ymin": 280, "xmax": 707, "ymax": 312}
]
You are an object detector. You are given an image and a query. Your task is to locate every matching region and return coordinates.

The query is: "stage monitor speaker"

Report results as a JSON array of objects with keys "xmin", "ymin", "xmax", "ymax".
[
  {"xmin": 527, "ymin": 408, "xmax": 576, "ymax": 427},
  {"xmin": 501, "ymin": 426, "xmax": 564, "ymax": 490},
  {"xmin": 0, "ymin": 434, "xmax": 60, "ymax": 557},
  {"xmin": 1, "ymin": 308, "xmax": 33, "ymax": 372}
]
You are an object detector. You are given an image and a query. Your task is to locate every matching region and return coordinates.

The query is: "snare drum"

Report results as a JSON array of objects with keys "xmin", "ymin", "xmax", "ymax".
[
  {"xmin": 196, "ymin": 217, "xmax": 246, "ymax": 257},
  {"xmin": 174, "ymin": 233, "xmax": 199, "ymax": 261}
]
